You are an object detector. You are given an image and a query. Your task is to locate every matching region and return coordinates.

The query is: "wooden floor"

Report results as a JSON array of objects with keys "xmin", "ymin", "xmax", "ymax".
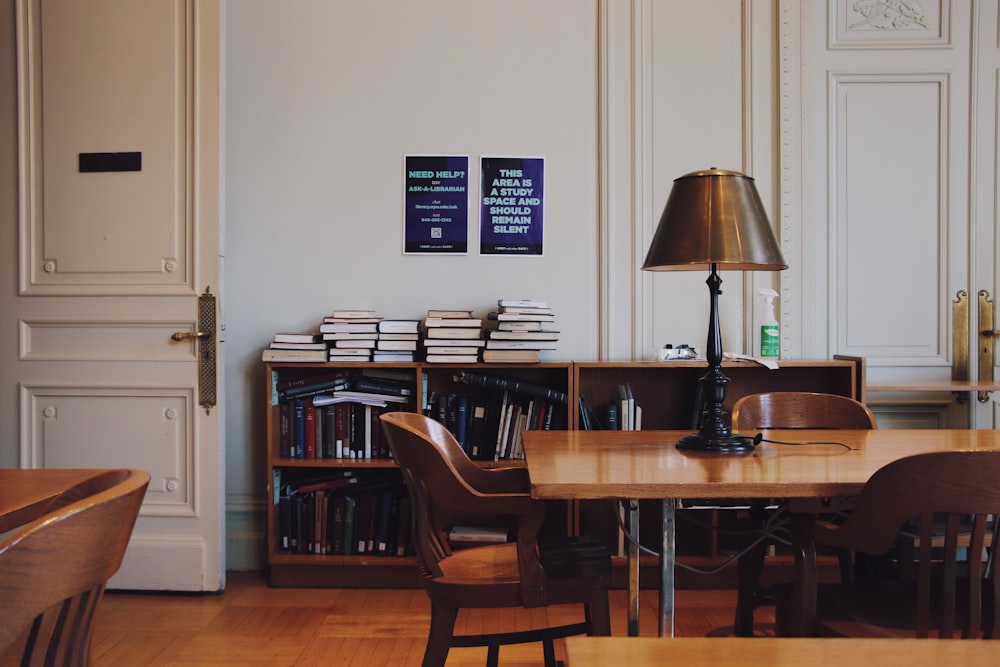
[{"xmin": 3, "ymin": 572, "xmax": 774, "ymax": 666}]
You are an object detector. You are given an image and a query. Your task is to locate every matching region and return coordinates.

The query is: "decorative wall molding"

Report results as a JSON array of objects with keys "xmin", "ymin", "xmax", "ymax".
[{"xmin": 830, "ymin": 0, "xmax": 950, "ymax": 49}]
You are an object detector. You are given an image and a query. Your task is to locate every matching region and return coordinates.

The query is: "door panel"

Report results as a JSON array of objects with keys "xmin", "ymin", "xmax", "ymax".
[
  {"xmin": 785, "ymin": 0, "xmax": 994, "ymax": 428},
  {"xmin": 3, "ymin": 0, "xmax": 223, "ymax": 591}
]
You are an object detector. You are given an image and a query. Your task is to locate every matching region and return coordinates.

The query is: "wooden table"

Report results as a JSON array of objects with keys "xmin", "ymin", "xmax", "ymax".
[
  {"xmin": 522, "ymin": 428, "xmax": 1000, "ymax": 637},
  {"xmin": 564, "ymin": 636, "xmax": 998, "ymax": 666},
  {"xmin": 0, "ymin": 468, "xmax": 108, "ymax": 532}
]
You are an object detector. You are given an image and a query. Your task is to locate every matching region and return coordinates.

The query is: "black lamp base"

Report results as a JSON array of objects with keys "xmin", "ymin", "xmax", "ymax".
[{"xmin": 676, "ymin": 431, "xmax": 756, "ymax": 454}]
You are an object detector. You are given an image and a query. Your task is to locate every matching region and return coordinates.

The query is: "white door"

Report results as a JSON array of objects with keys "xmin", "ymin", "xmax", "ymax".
[
  {"xmin": 0, "ymin": 0, "xmax": 223, "ymax": 591},
  {"xmin": 784, "ymin": 1, "xmax": 999, "ymax": 429}
]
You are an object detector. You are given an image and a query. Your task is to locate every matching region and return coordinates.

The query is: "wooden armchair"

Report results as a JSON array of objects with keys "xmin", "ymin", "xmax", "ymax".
[
  {"xmin": 379, "ymin": 412, "xmax": 611, "ymax": 667},
  {"xmin": 0, "ymin": 468, "xmax": 150, "ymax": 666},
  {"xmin": 731, "ymin": 391, "xmax": 877, "ymax": 635},
  {"xmin": 777, "ymin": 450, "xmax": 1000, "ymax": 639}
]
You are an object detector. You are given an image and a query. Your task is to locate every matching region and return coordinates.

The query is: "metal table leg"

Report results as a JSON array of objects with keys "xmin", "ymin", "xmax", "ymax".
[
  {"xmin": 659, "ymin": 498, "xmax": 676, "ymax": 637},
  {"xmin": 627, "ymin": 498, "xmax": 640, "ymax": 636}
]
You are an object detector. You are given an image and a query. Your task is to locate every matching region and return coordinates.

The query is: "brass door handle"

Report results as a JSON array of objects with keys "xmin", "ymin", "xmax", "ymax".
[
  {"xmin": 171, "ymin": 331, "xmax": 208, "ymax": 342},
  {"xmin": 979, "ymin": 290, "xmax": 995, "ymax": 403},
  {"xmin": 171, "ymin": 288, "xmax": 217, "ymax": 414}
]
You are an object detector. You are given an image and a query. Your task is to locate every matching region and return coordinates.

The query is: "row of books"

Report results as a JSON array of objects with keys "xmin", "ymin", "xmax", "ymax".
[
  {"xmin": 278, "ymin": 400, "xmax": 407, "ymax": 460},
  {"xmin": 275, "ymin": 369, "xmax": 416, "ymax": 459},
  {"xmin": 578, "ymin": 382, "xmax": 643, "ymax": 430},
  {"xmin": 262, "ymin": 299, "xmax": 560, "ymax": 363},
  {"xmin": 427, "ymin": 371, "xmax": 569, "ymax": 460},
  {"xmin": 275, "ymin": 471, "xmax": 409, "ymax": 557}
]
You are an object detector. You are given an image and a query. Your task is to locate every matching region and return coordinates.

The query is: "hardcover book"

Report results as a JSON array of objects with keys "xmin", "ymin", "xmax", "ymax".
[
  {"xmin": 426, "ymin": 309, "xmax": 474, "ymax": 318},
  {"xmin": 497, "ymin": 298, "xmax": 548, "ymax": 309},
  {"xmin": 330, "ymin": 309, "xmax": 379, "ymax": 319},
  {"xmin": 486, "ymin": 329, "xmax": 559, "ymax": 340},
  {"xmin": 377, "ymin": 319, "xmax": 420, "ymax": 333},
  {"xmin": 423, "ymin": 353, "xmax": 480, "ymax": 363},
  {"xmin": 481, "ymin": 349, "xmax": 541, "ymax": 363},
  {"xmin": 484, "ymin": 340, "xmax": 557, "ymax": 350},
  {"xmin": 422, "ymin": 338, "xmax": 485, "ymax": 347},
  {"xmin": 488, "ymin": 312, "xmax": 556, "ymax": 322},
  {"xmin": 424, "ymin": 328, "xmax": 484, "ymax": 339},
  {"xmin": 272, "ymin": 333, "xmax": 321, "ymax": 344},
  {"xmin": 320, "ymin": 322, "xmax": 379, "ymax": 333},
  {"xmin": 424, "ymin": 317, "xmax": 483, "ymax": 328},
  {"xmin": 262, "ymin": 348, "xmax": 327, "ymax": 362}
]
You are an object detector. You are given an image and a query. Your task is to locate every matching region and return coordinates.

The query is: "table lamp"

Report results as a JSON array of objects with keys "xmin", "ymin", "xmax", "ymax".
[{"xmin": 642, "ymin": 169, "xmax": 787, "ymax": 453}]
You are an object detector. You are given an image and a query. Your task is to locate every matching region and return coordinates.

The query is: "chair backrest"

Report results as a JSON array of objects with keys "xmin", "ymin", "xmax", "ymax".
[
  {"xmin": 732, "ymin": 391, "xmax": 877, "ymax": 431},
  {"xmin": 378, "ymin": 412, "xmax": 537, "ymax": 579},
  {"xmin": 814, "ymin": 450, "xmax": 1000, "ymax": 638},
  {"xmin": 0, "ymin": 469, "xmax": 150, "ymax": 664}
]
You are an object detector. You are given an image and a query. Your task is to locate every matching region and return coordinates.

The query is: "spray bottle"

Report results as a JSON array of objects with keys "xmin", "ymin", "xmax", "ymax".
[{"xmin": 758, "ymin": 288, "xmax": 779, "ymax": 359}]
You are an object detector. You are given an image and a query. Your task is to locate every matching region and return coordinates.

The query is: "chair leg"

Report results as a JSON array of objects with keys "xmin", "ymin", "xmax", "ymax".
[
  {"xmin": 542, "ymin": 633, "xmax": 557, "ymax": 667},
  {"xmin": 586, "ymin": 590, "xmax": 612, "ymax": 636},
  {"xmin": 423, "ymin": 601, "xmax": 458, "ymax": 667},
  {"xmin": 734, "ymin": 507, "xmax": 770, "ymax": 637},
  {"xmin": 486, "ymin": 641, "xmax": 500, "ymax": 667}
]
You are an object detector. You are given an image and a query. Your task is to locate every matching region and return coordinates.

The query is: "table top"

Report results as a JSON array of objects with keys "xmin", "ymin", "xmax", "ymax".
[
  {"xmin": 0, "ymin": 468, "xmax": 109, "ymax": 533},
  {"xmin": 563, "ymin": 637, "xmax": 997, "ymax": 666},
  {"xmin": 522, "ymin": 429, "xmax": 1000, "ymax": 500}
]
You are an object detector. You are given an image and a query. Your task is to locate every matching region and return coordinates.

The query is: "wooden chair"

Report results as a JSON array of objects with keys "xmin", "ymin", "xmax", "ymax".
[
  {"xmin": 0, "ymin": 469, "xmax": 150, "ymax": 666},
  {"xmin": 731, "ymin": 391, "xmax": 877, "ymax": 635},
  {"xmin": 379, "ymin": 412, "xmax": 611, "ymax": 667},
  {"xmin": 776, "ymin": 450, "xmax": 1000, "ymax": 639}
]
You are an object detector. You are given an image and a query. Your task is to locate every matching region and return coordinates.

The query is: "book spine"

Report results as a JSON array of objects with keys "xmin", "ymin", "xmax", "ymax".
[
  {"xmin": 279, "ymin": 401, "xmax": 291, "ymax": 457},
  {"xmin": 293, "ymin": 399, "xmax": 306, "ymax": 458},
  {"xmin": 304, "ymin": 399, "xmax": 316, "ymax": 459}
]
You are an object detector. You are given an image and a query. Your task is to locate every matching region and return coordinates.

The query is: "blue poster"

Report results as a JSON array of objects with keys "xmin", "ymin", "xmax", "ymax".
[
  {"xmin": 403, "ymin": 155, "xmax": 469, "ymax": 254},
  {"xmin": 480, "ymin": 156, "xmax": 544, "ymax": 256}
]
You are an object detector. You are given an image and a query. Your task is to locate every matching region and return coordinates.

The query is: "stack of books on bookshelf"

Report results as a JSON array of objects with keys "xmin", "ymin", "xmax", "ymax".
[
  {"xmin": 482, "ymin": 298, "xmax": 559, "ymax": 363},
  {"xmin": 262, "ymin": 332, "xmax": 327, "ymax": 362},
  {"xmin": 275, "ymin": 368, "xmax": 416, "ymax": 460},
  {"xmin": 374, "ymin": 318, "xmax": 420, "ymax": 362},
  {"xmin": 421, "ymin": 309, "xmax": 485, "ymax": 363},
  {"xmin": 321, "ymin": 309, "xmax": 381, "ymax": 362}
]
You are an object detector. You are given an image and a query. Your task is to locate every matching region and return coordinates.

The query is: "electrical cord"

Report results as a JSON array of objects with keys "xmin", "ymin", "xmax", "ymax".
[
  {"xmin": 613, "ymin": 500, "xmax": 793, "ymax": 575},
  {"xmin": 752, "ymin": 432, "xmax": 857, "ymax": 451}
]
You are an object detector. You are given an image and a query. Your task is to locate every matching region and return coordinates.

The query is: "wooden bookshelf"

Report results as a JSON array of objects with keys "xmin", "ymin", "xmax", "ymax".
[
  {"xmin": 264, "ymin": 358, "xmax": 864, "ymax": 588},
  {"xmin": 264, "ymin": 361, "xmax": 573, "ymax": 588}
]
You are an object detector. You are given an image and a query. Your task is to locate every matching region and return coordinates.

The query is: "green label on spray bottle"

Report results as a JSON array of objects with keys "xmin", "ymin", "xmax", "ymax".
[{"xmin": 761, "ymin": 325, "xmax": 779, "ymax": 358}]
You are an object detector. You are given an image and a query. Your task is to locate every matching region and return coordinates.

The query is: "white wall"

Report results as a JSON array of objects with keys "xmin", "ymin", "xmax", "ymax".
[{"xmin": 223, "ymin": 0, "xmax": 617, "ymax": 568}]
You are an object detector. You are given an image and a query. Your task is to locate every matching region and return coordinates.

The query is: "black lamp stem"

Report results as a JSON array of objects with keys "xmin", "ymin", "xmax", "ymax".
[{"xmin": 676, "ymin": 263, "xmax": 756, "ymax": 453}]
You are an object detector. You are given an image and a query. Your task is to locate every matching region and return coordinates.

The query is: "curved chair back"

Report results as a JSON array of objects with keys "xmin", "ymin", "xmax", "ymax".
[
  {"xmin": 790, "ymin": 450, "xmax": 1000, "ymax": 639},
  {"xmin": 0, "ymin": 469, "xmax": 150, "ymax": 665},
  {"xmin": 378, "ymin": 411, "xmax": 535, "ymax": 578},
  {"xmin": 732, "ymin": 391, "xmax": 877, "ymax": 431},
  {"xmin": 380, "ymin": 412, "xmax": 610, "ymax": 666}
]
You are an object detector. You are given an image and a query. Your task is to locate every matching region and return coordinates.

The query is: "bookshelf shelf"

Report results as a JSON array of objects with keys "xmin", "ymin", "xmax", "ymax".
[{"xmin": 264, "ymin": 357, "xmax": 863, "ymax": 588}]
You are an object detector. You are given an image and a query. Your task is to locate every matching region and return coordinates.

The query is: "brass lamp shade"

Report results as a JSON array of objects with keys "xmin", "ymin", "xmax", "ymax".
[
  {"xmin": 642, "ymin": 169, "xmax": 787, "ymax": 271},
  {"xmin": 643, "ymin": 169, "xmax": 786, "ymax": 453}
]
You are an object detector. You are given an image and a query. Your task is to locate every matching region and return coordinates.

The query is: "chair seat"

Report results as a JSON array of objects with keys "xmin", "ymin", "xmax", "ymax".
[{"xmin": 438, "ymin": 543, "xmax": 521, "ymax": 585}]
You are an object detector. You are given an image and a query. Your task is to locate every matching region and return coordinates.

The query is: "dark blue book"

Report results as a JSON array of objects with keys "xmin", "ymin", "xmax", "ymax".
[{"xmin": 456, "ymin": 396, "xmax": 469, "ymax": 451}]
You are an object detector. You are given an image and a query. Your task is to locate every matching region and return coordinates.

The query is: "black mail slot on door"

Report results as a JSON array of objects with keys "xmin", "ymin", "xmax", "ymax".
[{"xmin": 78, "ymin": 152, "xmax": 142, "ymax": 173}]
